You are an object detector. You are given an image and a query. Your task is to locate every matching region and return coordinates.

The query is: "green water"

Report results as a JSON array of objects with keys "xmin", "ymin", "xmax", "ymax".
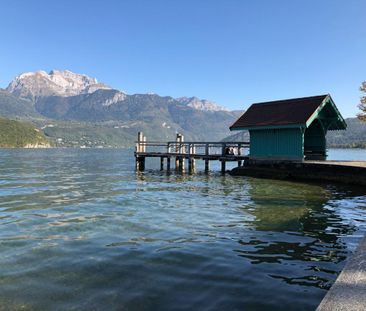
[{"xmin": 0, "ymin": 149, "xmax": 365, "ymax": 310}]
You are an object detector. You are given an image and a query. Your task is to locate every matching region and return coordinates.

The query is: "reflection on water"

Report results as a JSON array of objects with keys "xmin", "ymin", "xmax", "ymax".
[{"xmin": 0, "ymin": 149, "xmax": 365, "ymax": 310}]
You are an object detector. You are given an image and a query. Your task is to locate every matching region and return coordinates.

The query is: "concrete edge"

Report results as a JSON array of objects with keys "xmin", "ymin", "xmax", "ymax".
[
  {"xmin": 229, "ymin": 163, "xmax": 366, "ymax": 186},
  {"xmin": 316, "ymin": 235, "xmax": 366, "ymax": 311}
]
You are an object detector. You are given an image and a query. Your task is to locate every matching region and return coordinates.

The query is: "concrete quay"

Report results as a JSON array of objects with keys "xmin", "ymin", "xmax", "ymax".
[
  {"xmin": 230, "ymin": 160, "xmax": 366, "ymax": 186},
  {"xmin": 316, "ymin": 236, "xmax": 366, "ymax": 311}
]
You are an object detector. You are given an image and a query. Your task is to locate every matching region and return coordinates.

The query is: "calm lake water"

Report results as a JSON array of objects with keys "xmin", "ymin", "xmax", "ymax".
[{"xmin": 0, "ymin": 148, "xmax": 365, "ymax": 310}]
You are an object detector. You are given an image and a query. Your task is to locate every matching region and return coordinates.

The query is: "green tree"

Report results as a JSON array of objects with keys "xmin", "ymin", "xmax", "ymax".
[{"xmin": 358, "ymin": 82, "xmax": 366, "ymax": 121}]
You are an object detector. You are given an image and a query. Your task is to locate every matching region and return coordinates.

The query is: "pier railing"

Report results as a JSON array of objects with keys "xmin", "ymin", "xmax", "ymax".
[
  {"xmin": 134, "ymin": 132, "xmax": 250, "ymax": 172},
  {"xmin": 136, "ymin": 141, "xmax": 248, "ymax": 156}
]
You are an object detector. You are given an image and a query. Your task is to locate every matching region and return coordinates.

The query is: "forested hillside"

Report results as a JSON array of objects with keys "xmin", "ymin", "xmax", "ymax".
[{"xmin": 0, "ymin": 118, "xmax": 51, "ymax": 148}]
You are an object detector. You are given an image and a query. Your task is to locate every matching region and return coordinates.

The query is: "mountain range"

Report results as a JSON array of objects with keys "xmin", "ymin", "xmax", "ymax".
[
  {"xmin": 0, "ymin": 70, "xmax": 241, "ymax": 147},
  {"xmin": 0, "ymin": 69, "xmax": 365, "ymax": 148}
]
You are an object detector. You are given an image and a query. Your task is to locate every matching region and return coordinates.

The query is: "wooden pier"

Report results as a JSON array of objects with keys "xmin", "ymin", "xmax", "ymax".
[{"xmin": 134, "ymin": 132, "xmax": 249, "ymax": 173}]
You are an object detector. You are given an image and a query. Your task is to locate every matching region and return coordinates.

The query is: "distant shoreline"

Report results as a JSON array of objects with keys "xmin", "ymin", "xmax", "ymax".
[{"xmin": 328, "ymin": 144, "xmax": 366, "ymax": 149}]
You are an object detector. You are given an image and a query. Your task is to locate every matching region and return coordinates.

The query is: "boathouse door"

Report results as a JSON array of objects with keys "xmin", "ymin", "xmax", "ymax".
[{"xmin": 304, "ymin": 119, "xmax": 326, "ymax": 160}]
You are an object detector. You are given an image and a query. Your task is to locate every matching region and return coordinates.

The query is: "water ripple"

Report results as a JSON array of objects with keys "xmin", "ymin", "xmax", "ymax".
[{"xmin": 0, "ymin": 149, "xmax": 365, "ymax": 310}]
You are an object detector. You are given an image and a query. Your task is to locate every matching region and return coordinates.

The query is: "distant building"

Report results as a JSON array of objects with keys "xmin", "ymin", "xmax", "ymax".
[{"xmin": 230, "ymin": 94, "xmax": 346, "ymax": 160}]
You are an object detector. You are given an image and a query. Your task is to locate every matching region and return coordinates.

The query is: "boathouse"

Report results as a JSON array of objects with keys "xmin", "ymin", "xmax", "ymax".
[{"xmin": 230, "ymin": 94, "xmax": 346, "ymax": 161}]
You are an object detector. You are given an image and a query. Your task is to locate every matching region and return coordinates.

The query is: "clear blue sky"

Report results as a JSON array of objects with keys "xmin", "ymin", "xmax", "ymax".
[{"xmin": 0, "ymin": 0, "xmax": 365, "ymax": 117}]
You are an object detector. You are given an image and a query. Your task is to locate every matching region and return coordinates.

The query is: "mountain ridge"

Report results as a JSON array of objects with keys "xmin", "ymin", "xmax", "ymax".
[
  {"xmin": 2, "ymin": 69, "xmax": 365, "ymax": 148},
  {"xmin": 5, "ymin": 69, "xmax": 233, "ymax": 112},
  {"xmin": 176, "ymin": 96, "xmax": 229, "ymax": 112},
  {"xmin": 6, "ymin": 70, "xmax": 112, "ymax": 101},
  {"xmin": 1, "ymin": 70, "xmax": 241, "ymax": 146}
]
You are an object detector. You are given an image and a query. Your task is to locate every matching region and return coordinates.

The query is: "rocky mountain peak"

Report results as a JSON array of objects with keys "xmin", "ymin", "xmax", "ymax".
[
  {"xmin": 176, "ymin": 96, "xmax": 229, "ymax": 112},
  {"xmin": 6, "ymin": 69, "xmax": 111, "ymax": 101}
]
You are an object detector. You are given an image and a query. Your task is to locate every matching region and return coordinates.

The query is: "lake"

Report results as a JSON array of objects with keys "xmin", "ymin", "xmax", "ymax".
[{"xmin": 0, "ymin": 148, "xmax": 365, "ymax": 310}]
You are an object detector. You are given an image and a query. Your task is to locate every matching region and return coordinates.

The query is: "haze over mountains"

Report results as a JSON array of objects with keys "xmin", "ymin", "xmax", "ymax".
[{"xmin": 0, "ymin": 70, "xmax": 240, "ymax": 147}]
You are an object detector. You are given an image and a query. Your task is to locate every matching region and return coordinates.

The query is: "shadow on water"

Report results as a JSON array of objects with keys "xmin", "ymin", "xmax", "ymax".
[{"xmin": 227, "ymin": 178, "xmax": 365, "ymax": 294}]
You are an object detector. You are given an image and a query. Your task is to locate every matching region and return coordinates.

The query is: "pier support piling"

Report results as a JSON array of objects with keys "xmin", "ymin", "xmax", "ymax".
[
  {"xmin": 221, "ymin": 160, "xmax": 226, "ymax": 173},
  {"xmin": 175, "ymin": 133, "xmax": 185, "ymax": 171},
  {"xmin": 205, "ymin": 159, "xmax": 209, "ymax": 172},
  {"xmin": 204, "ymin": 143, "xmax": 210, "ymax": 172},
  {"xmin": 179, "ymin": 134, "xmax": 185, "ymax": 171},
  {"xmin": 135, "ymin": 132, "xmax": 146, "ymax": 171},
  {"xmin": 136, "ymin": 156, "xmax": 145, "ymax": 171},
  {"xmin": 179, "ymin": 157, "xmax": 184, "ymax": 171}
]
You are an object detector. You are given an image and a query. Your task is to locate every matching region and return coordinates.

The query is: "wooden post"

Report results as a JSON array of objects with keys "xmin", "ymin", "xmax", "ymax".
[
  {"xmin": 205, "ymin": 159, "xmax": 209, "ymax": 172},
  {"xmin": 221, "ymin": 143, "xmax": 227, "ymax": 173},
  {"xmin": 175, "ymin": 134, "xmax": 180, "ymax": 170},
  {"xmin": 137, "ymin": 132, "xmax": 143, "ymax": 153},
  {"xmin": 221, "ymin": 160, "xmax": 226, "ymax": 173},
  {"xmin": 204, "ymin": 143, "xmax": 209, "ymax": 172},
  {"xmin": 140, "ymin": 157, "xmax": 145, "ymax": 171},
  {"xmin": 166, "ymin": 143, "xmax": 171, "ymax": 171},
  {"xmin": 192, "ymin": 144, "xmax": 196, "ymax": 171},
  {"xmin": 179, "ymin": 134, "xmax": 184, "ymax": 153},
  {"xmin": 140, "ymin": 157, "xmax": 145, "ymax": 170},
  {"xmin": 175, "ymin": 134, "xmax": 180, "ymax": 152},
  {"xmin": 167, "ymin": 157, "xmax": 171, "ymax": 171},
  {"xmin": 221, "ymin": 143, "xmax": 226, "ymax": 156},
  {"xmin": 160, "ymin": 157, "xmax": 164, "ymax": 170},
  {"xmin": 179, "ymin": 134, "xmax": 184, "ymax": 171},
  {"xmin": 136, "ymin": 156, "xmax": 145, "ymax": 171},
  {"xmin": 142, "ymin": 135, "xmax": 146, "ymax": 152},
  {"xmin": 187, "ymin": 143, "xmax": 192, "ymax": 172},
  {"xmin": 237, "ymin": 143, "xmax": 242, "ymax": 167},
  {"xmin": 188, "ymin": 143, "xmax": 194, "ymax": 172},
  {"xmin": 136, "ymin": 132, "xmax": 143, "ymax": 170}
]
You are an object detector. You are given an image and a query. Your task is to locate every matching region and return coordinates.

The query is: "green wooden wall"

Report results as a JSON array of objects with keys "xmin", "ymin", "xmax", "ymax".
[{"xmin": 249, "ymin": 128, "xmax": 304, "ymax": 159}]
